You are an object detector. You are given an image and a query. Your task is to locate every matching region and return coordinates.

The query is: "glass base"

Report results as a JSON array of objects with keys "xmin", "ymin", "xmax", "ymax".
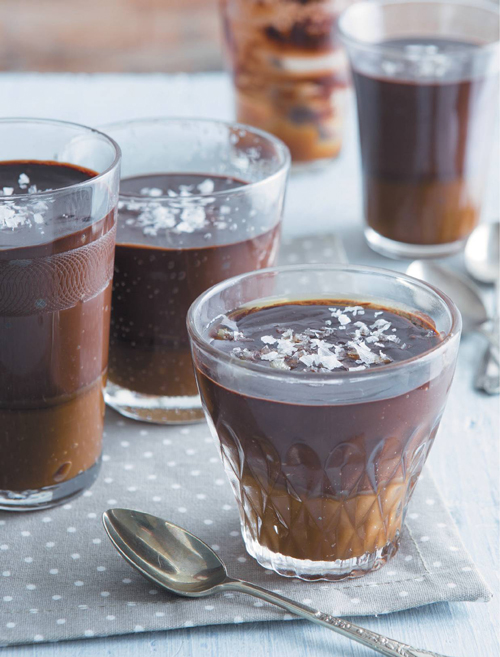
[
  {"xmin": 0, "ymin": 459, "xmax": 101, "ymax": 512},
  {"xmin": 243, "ymin": 527, "xmax": 400, "ymax": 581},
  {"xmin": 291, "ymin": 154, "xmax": 341, "ymax": 175},
  {"xmin": 104, "ymin": 382, "xmax": 205, "ymax": 424},
  {"xmin": 365, "ymin": 226, "xmax": 466, "ymax": 260}
]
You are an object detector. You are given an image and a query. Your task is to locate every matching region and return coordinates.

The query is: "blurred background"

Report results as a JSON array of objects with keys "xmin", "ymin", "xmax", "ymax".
[
  {"xmin": 1, "ymin": 0, "xmax": 497, "ymax": 73},
  {"xmin": 0, "ymin": 0, "xmax": 222, "ymax": 72}
]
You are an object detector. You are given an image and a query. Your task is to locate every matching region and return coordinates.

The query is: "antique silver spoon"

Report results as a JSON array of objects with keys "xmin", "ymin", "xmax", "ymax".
[{"xmin": 103, "ymin": 508, "xmax": 452, "ymax": 657}]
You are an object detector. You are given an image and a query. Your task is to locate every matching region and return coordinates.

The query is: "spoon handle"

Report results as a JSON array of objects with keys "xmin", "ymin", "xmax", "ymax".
[
  {"xmin": 223, "ymin": 579, "xmax": 451, "ymax": 657},
  {"xmin": 476, "ymin": 318, "xmax": 500, "ymax": 395}
]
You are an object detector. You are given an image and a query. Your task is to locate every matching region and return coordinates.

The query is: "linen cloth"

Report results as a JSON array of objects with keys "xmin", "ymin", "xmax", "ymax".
[
  {"xmin": 0, "ymin": 414, "xmax": 491, "ymax": 647},
  {"xmin": 0, "ymin": 235, "xmax": 490, "ymax": 647}
]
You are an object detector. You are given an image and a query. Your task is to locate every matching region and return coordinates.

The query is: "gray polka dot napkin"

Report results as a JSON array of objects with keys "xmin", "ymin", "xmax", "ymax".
[
  {"xmin": 0, "ymin": 412, "xmax": 491, "ymax": 647},
  {"xmin": 0, "ymin": 234, "xmax": 490, "ymax": 647}
]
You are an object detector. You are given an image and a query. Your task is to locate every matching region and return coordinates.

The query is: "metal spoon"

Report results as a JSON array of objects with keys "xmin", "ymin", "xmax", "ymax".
[
  {"xmin": 406, "ymin": 260, "xmax": 499, "ymax": 394},
  {"xmin": 406, "ymin": 260, "xmax": 490, "ymax": 336},
  {"xmin": 465, "ymin": 222, "xmax": 500, "ymax": 394},
  {"xmin": 103, "ymin": 508, "xmax": 452, "ymax": 657},
  {"xmin": 464, "ymin": 222, "xmax": 499, "ymax": 285}
]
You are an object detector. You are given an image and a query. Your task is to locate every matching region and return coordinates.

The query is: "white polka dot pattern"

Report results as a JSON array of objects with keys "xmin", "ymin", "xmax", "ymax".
[{"xmin": 0, "ymin": 409, "xmax": 490, "ymax": 647}]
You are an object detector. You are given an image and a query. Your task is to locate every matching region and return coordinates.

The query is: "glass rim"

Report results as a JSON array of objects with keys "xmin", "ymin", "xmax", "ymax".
[
  {"xmin": 98, "ymin": 116, "xmax": 291, "ymax": 202},
  {"xmin": 338, "ymin": 0, "xmax": 500, "ymax": 58},
  {"xmin": 187, "ymin": 263, "xmax": 462, "ymax": 384},
  {"xmin": 0, "ymin": 117, "xmax": 122, "ymax": 202}
]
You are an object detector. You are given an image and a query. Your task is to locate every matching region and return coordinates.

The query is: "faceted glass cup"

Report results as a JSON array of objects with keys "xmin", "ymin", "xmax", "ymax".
[
  {"xmin": 101, "ymin": 118, "xmax": 290, "ymax": 425},
  {"xmin": 188, "ymin": 265, "xmax": 461, "ymax": 580},
  {"xmin": 339, "ymin": 0, "xmax": 500, "ymax": 259},
  {"xmin": 0, "ymin": 118, "xmax": 121, "ymax": 510}
]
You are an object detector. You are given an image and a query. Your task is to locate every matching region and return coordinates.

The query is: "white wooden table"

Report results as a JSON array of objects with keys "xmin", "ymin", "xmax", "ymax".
[{"xmin": 1, "ymin": 72, "xmax": 498, "ymax": 657}]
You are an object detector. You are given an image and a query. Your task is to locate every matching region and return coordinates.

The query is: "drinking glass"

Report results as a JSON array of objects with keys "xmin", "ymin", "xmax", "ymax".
[
  {"xmin": 188, "ymin": 265, "xmax": 461, "ymax": 579},
  {"xmin": 0, "ymin": 118, "xmax": 121, "ymax": 510},
  {"xmin": 339, "ymin": 0, "xmax": 500, "ymax": 258},
  {"xmin": 102, "ymin": 118, "xmax": 289, "ymax": 424},
  {"xmin": 221, "ymin": 0, "xmax": 358, "ymax": 167}
]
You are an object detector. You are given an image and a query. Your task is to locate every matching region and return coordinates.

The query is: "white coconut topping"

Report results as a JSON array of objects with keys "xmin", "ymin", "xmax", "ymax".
[
  {"xmin": 210, "ymin": 304, "xmax": 430, "ymax": 373},
  {"xmin": 343, "ymin": 306, "xmax": 365, "ymax": 316},
  {"xmin": 0, "ymin": 172, "xmax": 58, "ymax": 232},
  {"xmin": 338, "ymin": 314, "xmax": 351, "ymax": 326},
  {"xmin": 261, "ymin": 351, "xmax": 280, "ymax": 361},
  {"xmin": 18, "ymin": 173, "xmax": 30, "ymax": 188},
  {"xmin": 119, "ymin": 177, "xmax": 236, "ymax": 237},
  {"xmin": 197, "ymin": 179, "xmax": 215, "ymax": 195},
  {"xmin": 370, "ymin": 318, "xmax": 392, "ymax": 332},
  {"xmin": 0, "ymin": 197, "xmax": 49, "ymax": 231},
  {"xmin": 140, "ymin": 187, "xmax": 163, "ymax": 197}
]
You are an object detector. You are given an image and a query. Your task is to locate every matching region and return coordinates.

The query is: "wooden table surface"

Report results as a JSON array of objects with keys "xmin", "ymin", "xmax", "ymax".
[
  {"xmin": 1, "ymin": 72, "xmax": 498, "ymax": 657},
  {"xmin": 0, "ymin": 0, "xmax": 222, "ymax": 73}
]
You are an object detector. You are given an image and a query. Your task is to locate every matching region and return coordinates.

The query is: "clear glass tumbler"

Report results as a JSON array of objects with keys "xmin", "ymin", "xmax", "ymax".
[
  {"xmin": 0, "ymin": 118, "xmax": 121, "ymax": 510},
  {"xmin": 339, "ymin": 0, "xmax": 500, "ymax": 259},
  {"xmin": 188, "ymin": 265, "xmax": 461, "ymax": 580},
  {"xmin": 221, "ymin": 0, "xmax": 357, "ymax": 166},
  {"xmin": 102, "ymin": 118, "xmax": 289, "ymax": 425}
]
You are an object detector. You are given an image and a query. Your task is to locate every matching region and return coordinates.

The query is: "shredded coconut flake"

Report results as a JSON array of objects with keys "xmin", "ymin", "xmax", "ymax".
[
  {"xmin": 140, "ymin": 187, "xmax": 163, "ymax": 197},
  {"xmin": 343, "ymin": 306, "xmax": 365, "ymax": 316},
  {"xmin": 18, "ymin": 173, "xmax": 30, "ymax": 188},
  {"xmin": 370, "ymin": 319, "xmax": 392, "ymax": 332},
  {"xmin": 261, "ymin": 351, "xmax": 279, "ymax": 362},
  {"xmin": 197, "ymin": 179, "xmax": 215, "ymax": 195}
]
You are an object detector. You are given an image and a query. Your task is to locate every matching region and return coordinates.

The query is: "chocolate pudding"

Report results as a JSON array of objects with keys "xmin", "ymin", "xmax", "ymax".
[
  {"xmin": 352, "ymin": 38, "xmax": 499, "ymax": 246},
  {"xmin": 109, "ymin": 174, "xmax": 280, "ymax": 404},
  {"xmin": 0, "ymin": 161, "xmax": 116, "ymax": 499},
  {"xmin": 222, "ymin": 0, "xmax": 352, "ymax": 163},
  {"xmin": 196, "ymin": 300, "xmax": 452, "ymax": 576}
]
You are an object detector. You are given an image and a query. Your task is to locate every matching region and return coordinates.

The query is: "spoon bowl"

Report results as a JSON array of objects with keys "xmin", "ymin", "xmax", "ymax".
[
  {"xmin": 465, "ymin": 222, "xmax": 500, "ymax": 284},
  {"xmin": 406, "ymin": 260, "xmax": 488, "ymax": 334},
  {"xmin": 103, "ymin": 508, "xmax": 227, "ymax": 596}
]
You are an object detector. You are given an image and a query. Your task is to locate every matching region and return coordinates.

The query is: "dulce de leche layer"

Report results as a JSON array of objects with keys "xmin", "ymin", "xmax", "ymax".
[
  {"xmin": 0, "ymin": 161, "xmax": 115, "ymax": 492},
  {"xmin": 197, "ymin": 300, "xmax": 451, "ymax": 563}
]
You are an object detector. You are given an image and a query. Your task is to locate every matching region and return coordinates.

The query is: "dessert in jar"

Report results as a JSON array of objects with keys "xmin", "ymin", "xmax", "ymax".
[
  {"xmin": 221, "ymin": 0, "xmax": 355, "ymax": 165},
  {"xmin": 339, "ymin": 0, "xmax": 500, "ymax": 258},
  {"xmin": 0, "ymin": 119, "xmax": 120, "ymax": 510},
  {"xmin": 102, "ymin": 119, "xmax": 290, "ymax": 424},
  {"xmin": 188, "ymin": 265, "xmax": 461, "ymax": 580}
]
